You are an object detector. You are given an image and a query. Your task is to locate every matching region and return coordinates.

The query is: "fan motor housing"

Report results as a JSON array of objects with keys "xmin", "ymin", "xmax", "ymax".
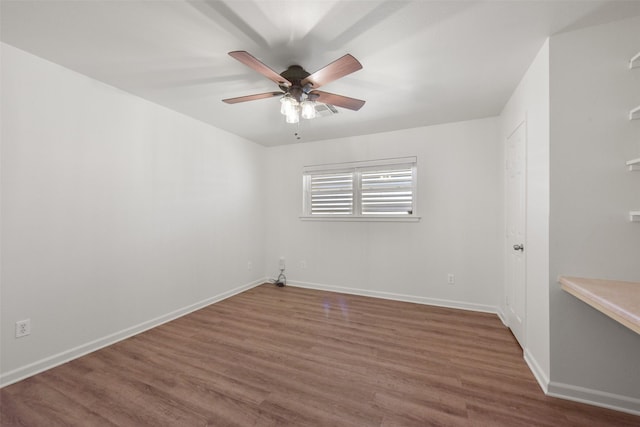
[{"xmin": 279, "ymin": 65, "xmax": 310, "ymax": 94}]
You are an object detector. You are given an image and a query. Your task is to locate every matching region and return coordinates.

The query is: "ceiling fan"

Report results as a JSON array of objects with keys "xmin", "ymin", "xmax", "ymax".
[{"xmin": 222, "ymin": 51, "xmax": 365, "ymax": 123}]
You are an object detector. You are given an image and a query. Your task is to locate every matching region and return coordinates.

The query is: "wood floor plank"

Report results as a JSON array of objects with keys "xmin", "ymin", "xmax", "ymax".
[
  {"xmin": 1, "ymin": 284, "xmax": 639, "ymax": 426},
  {"xmin": 2, "ymin": 376, "xmax": 117, "ymax": 427},
  {"xmin": 374, "ymin": 390, "xmax": 470, "ymax": 426}
]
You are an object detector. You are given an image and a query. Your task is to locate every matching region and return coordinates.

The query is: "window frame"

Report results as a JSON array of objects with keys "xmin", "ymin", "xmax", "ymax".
[{"xmin": 301, "ymin": 157, "xmax": 419, "ymax": 222}]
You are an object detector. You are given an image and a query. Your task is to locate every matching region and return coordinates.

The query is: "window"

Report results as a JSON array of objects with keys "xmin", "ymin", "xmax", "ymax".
[
  {"xmin": 302, "ymin": 157, "xmax": 418, "ymax": 220},
  {"xmin": 307, "ymin": 171, "xmax": 354, "ymax": 215}
]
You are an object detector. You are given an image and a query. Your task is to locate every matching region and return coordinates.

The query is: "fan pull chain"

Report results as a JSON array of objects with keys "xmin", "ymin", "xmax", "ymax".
[{"xmin": 294, "ymin": 122, "xmax": 301, "ymax": 140}]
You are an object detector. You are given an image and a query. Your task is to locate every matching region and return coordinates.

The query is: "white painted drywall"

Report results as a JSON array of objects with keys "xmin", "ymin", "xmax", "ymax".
[
  {"xmin": 500, "ymin": 39, "xmax": 551, "ymax": 388},
  {"xmin": 548, "ymin": 16, "xmax": 640, "ymax": 406},
  {"xmin": 0, "ymin": 43, "xmax": 266, "ymax": 383},
  {"xmin": 264, "ymin": 118, "xmax": 503, "ymax": 312}
]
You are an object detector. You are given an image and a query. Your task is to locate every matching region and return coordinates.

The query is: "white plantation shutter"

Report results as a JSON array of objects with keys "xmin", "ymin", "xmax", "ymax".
[
  {"xmin": 361, "ymin": 167, "xmax": 414, "ymax": 215},
  {"xmin": 303, "ymin": 157, "xmax": 417, "ymax": 218},
  {"xmin": 309, "ymin": 172, "xmax": 354, "ymax": 215}
]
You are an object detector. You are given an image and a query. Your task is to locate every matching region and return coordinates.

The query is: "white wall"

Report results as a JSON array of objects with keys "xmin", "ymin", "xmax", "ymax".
[
  {"xmin": 547, "ymin": 16, "xmax": 640, "ymax": 410},
  {"xmin": 264, "ymin": 118, "xmax": 503, "ymax": 313},
  {"xmin": 499, "ymin": 40, "xmax": 551, "ymax": 388},
  {"xmin": 0, "ymin": 44, "xmax": 266, "ymax": 385}
]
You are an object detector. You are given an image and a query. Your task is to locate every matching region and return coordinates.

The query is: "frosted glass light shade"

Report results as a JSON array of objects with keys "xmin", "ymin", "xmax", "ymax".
[
  {"xmin": 300, "ymin": 100, "xmax": 316, "ymax": 119},
  {"xmin": 285, "ymin": 107, "xmax": 299, "ymax": 123},
  {"xmin": 280, "ymin": 95, "xmax": 298, "ymax": 116}
]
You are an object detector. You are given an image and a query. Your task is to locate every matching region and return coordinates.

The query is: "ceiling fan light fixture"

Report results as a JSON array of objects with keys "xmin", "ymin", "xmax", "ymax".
[
  {"xmin": 280, "ymin": 94, "xmax": 298, "ymax": 116},
  {"xmin": 285, "ymin": 106, "xmax": 300, "ymax": 124},
  {"xmin": 224, "ymin": 51, "xmax": 364, "ymax": 125},
  {"xmin": 300, "ymin": 99, "xmax": 316, "ymax": 120}
]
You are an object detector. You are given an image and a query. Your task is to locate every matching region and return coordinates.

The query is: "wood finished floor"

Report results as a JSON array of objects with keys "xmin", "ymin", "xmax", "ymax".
[{"xmin": 1, "ymin": 284, "xmax": 638, "ymax": 426}]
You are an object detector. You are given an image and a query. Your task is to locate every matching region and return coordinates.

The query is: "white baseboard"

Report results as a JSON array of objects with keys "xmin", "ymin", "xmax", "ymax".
[
  {"xmin": 521, "ymin": 336, "xmax": 639, "ymax": 416},
  {"xmin": 495, "ymin": 307, "xmax": 508, "ymax": 326},
  {"xmin": 0, "ymin": 278, "xmax": 266, "ymax": 388},
  {"xmin": 547, "ymin": 381, "xmax": 640, "ymax": 416},
  {"xmin": 287, "ymin": 279, "xmax": 502, "ymax": 317},
  {"xmin": 524, "ymin": 348, "xmax": 549, "ymax": 393}
]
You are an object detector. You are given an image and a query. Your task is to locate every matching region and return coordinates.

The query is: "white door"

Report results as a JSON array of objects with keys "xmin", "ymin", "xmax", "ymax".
[{"xmin": 506, "ymin": 121, "xmax": 526, "ymax": 348}]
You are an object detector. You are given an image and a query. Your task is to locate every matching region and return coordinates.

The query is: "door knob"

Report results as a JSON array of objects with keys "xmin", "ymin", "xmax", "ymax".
[{"xmin": 513, "ymin": 244, "xmax": 524, "ymax": 251}]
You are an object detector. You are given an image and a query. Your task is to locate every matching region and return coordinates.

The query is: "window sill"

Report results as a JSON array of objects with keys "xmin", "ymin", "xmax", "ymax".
[{"xmin": 299, "ymin": 215, "xmax": 421, "ymax": 222}]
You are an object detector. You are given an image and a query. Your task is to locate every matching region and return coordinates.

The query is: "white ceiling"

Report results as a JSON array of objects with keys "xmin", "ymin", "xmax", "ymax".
[{"xmin": 2, "ymin": 1, "xmax": 640, "ymax": 147}]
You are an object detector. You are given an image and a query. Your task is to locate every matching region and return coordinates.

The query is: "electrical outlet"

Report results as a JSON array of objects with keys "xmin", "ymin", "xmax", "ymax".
[
  {"xmin": 447, "ymin": 274, "xmax": 455, "ymax": 285},
  {"xmin": 15, "ymin": 319, "xmax": 31, "ymax": 338},
  {"xmin": 247, "ymin": 261, "xmax": 252, "ymax": 271},
  {"xmin": 279, "ymin": 257, "xmax": 285, "ymax": 270},
  {"xmin": 300, "ymin": 260, "xmax": 307, "ymax": 269}
]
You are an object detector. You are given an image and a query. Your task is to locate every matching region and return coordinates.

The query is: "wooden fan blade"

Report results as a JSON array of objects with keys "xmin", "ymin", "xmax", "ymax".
[
  {"xmin": 311, "ymin": 91, "xmax": 365, "ymax": 111},
  {"xmin": 228, "ymin": 51, "xmax": 292, "ymax": 87},
  {"xmin": 222, "ymin": 91, "xmax": 283, "ymax": 104},
  {"xmin": 301, "ymin": 54, "xmax": 362, "ymax": 88}
]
